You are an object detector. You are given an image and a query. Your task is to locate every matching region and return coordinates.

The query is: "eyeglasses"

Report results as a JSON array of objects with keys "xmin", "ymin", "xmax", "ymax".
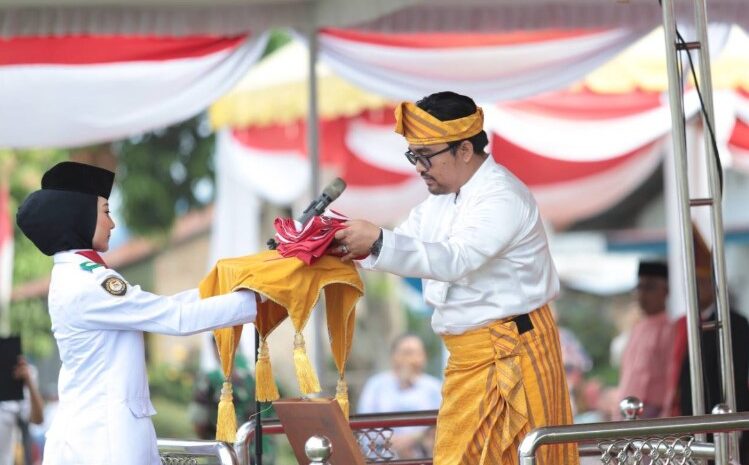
[{"xmin": 404, "ymin": 144, "xmax": 456, "ymax": 170}]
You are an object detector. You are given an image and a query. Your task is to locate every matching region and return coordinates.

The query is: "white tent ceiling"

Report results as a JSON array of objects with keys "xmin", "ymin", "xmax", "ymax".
[
  {"xmin": 0, "ymin": 0, "xmax": 418, "ymax": 36},
  {"xmin": 355, "ymin": 0, "xmax": 749, "ymax": 31},
  {"xmin": 1, "ymin": 0, "xmax": 747, "ymax": 36}
]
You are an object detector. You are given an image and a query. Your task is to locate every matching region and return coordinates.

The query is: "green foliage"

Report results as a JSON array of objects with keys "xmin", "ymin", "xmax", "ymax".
[
  {"xmin": 113, "ymin": 115, "xmax": 215, "ymax": 236},
  {"xmin": 404, "ymin": 309, "xmax": 443, "ymax": 379},
  {"xmin": 3, "ymin": 150, "xmax": 67, "ymax": 357},
  {"xmin": 151, "ymin": 395, "xmax": 197, "ymax": 439},
  {"xmin": 9, "ymin": 298, "xmax": 54, "ymax": 358},
  {"xmin": 263, "ymin": 30, "xmax": 293, "ymax": 58},
  {"xmin": 148, "ymin": 362, "xmax": 197, "ymax": 405},
  {"xmin": 555, "ymin": 289, "xmax": 619, "ymax": 384},
  {"xmin": 3, "ymin": 149, "xmax": 69, "ymax": 285}
]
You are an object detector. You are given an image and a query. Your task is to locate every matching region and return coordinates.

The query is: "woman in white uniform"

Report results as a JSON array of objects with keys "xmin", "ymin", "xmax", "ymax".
[{"xmin": 16, "ymin": 161, "xmax": 258, "ymax": 465}]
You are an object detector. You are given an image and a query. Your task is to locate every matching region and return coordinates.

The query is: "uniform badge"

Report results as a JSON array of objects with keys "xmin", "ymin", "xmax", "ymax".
[{"xmin": 101, "ymin": 276, "xmax": 127, "ymax": 296}]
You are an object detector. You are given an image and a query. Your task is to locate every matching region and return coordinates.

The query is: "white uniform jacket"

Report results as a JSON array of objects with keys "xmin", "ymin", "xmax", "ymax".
[
  {"xmin": 43, "ymin": 251, "xmax": 257, "ymax": 465},
  {"xmin": 359, "ymin": 157, "xmax": 559, "ymax": 334}
]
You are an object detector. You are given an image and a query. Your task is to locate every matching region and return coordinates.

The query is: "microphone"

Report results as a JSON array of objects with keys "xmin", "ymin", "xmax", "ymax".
[
  {"xmin": 266, "ymin": 177, "xmax": 347, "ymax": 250},
  {"xmin": 296, "ymin": 177, "xmax": 347, "ymax": 226}
]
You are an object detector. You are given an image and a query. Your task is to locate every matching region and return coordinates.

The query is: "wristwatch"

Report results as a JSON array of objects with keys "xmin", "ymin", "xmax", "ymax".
[{"xmin": 369, "ymin": 229, "xmax": 384, "ymax": 257}]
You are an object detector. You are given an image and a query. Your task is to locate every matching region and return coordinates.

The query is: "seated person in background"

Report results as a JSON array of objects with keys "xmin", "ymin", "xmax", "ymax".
[
  {"xmin": 557, "ymin": 327, "xmax": 595, "ymax": 421},
  {"xmin": 617, "ymin": 261, "xmax": 675, "ymax": 419},
  {"xmin": 665, "ymin": 230, "xmax": 749, "ymax": 461},
  {"xmin": 357, "ymin": 334, "xmax": 442, "ymax": 459}
]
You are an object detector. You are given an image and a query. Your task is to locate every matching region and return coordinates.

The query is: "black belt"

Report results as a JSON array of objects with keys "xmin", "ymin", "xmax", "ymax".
[{"xmin": 511, "ymin": 313, "xmax": 534, "ymax": 335}]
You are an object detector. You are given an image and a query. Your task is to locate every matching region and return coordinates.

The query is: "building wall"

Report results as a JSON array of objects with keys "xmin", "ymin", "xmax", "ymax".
[{"xmin": 149, "ymin": 232, "xmax": 211, "ymax": 367}]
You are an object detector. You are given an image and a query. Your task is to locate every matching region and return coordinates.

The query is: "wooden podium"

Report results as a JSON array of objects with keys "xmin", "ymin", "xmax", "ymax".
[{"xmin": 273, "ymin": 398, "xmax": 366, "ymax": 465}]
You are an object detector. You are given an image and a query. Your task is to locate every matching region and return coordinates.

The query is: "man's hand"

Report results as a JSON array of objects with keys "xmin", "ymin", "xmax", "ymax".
[
  {"xmin": 333, "ymin": 219, "xmax": 381, "ymax": 262},
  {"xmin": 13, "ymin": 355, "xmax": 44, "ymax": 424},
  {"xmin": 14, "ymin": 356, "xmax": 32, "ymax": 386}
]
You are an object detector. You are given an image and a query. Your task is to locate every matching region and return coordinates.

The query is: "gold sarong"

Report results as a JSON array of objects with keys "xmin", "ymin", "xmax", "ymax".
[{"xmin": 435, "ymin": 305, "xmax": 578, "ymax": 465}]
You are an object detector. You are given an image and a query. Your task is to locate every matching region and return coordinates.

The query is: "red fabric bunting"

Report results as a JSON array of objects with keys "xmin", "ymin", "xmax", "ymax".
[{"xmin": 0, "ymin": 36, "xmax": 246, "ymax": 65}]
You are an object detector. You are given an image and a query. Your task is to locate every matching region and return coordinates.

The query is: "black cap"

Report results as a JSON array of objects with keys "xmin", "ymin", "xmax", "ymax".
[
  {"xmin": 42, "ymin": 161, "xmax": 114, "ymax": 199},
  {"xmin": 638, "ymin": 261, "xmax": 668, "ymax": 279}
]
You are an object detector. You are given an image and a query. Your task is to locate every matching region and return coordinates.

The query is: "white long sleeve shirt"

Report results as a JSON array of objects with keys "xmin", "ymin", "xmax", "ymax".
[
  {"xmin": 359, "ymin": 157, "xmax": 559, "ymax": 335},
  {"xmin": 44, "ymin": 251, "xmax": 257, "ymax": 465}
]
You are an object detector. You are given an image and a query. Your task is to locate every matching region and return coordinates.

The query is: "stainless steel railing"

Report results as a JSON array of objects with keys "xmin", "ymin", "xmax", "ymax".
[
  {"xmin": 158, "ymin": 438, "xmax": 239, "ymax": 465},
  {"xmin": 159, "ymin": 399, "xmax": 747, "ymax": 465},
  {"xmin": 518, "ymin": 411, "xmax": 749, "ymax": 465},
  {"xmin": 234, "ymin": 410, "xmax": 439, "ymax": 465}
]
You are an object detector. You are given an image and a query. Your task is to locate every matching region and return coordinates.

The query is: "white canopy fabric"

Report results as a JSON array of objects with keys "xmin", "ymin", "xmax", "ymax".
[
  {"xmin": 314, "ymin": 27, "xmax": 650, "ymax": 102},
  {"xmin": 0, "ymin": 33, "xmax": 268, "ymax": 149},
  {"xmin": 212, "ymin": 86, "xmax": 749, "ymax": 229}
]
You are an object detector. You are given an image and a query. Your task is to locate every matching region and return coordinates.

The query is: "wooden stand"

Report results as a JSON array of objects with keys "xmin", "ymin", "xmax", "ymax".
[{"xmin": 273, "ymin": 398, "xmax": 366, "ymax": 465}]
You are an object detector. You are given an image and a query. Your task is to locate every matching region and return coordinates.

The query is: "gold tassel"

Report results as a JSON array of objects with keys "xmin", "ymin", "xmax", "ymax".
[
  {"xmin": 255, "ymin": 338, "xmax": 280, "ymax": 402},
  {"xmin": 216, "ymin": 381, "xmax": 237, "ymax": 442},
  {"xmin": 293, "ymin": 332, "xmax": 321, "ymax": 395},
  {"xmin": 335, "ymin": 377, "xmax": 350, "ymax": 419}
]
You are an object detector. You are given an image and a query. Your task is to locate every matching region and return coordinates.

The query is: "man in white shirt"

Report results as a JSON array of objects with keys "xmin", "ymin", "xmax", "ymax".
[
  {"xmin": 334, "ymin": 92, "xmax": 577, "ymax": 465},
  {"xmin": 358, "ymin": 334, "xmax": 442, "ymax": 459}
]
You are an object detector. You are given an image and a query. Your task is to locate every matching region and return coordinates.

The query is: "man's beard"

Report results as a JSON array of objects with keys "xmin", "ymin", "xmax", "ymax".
[{"xmin": 422, "ymin": 174, "xmax": 448, "ymax": 195}]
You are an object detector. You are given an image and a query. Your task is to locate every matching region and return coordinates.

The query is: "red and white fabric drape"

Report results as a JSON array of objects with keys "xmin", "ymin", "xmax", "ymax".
[
  {"xmin": 215, "ymin": 87, "xmax": 749, "ymax": 228},
  {"xmin": 728, "ymin": 90, "xmax": 749, "ymax": 172},
  {"xmin": 314, "ymin": 27, "xmax": 650, "ymax": 101},
  {"xmin": 0, "ymin": 33, "xmax": 268, "ymax": 148}
]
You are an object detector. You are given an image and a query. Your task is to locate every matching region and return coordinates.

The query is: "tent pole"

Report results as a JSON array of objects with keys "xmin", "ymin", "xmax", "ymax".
[{"xmin": 307, "ymin": 26, "xmax": 326, "ymax": 386}]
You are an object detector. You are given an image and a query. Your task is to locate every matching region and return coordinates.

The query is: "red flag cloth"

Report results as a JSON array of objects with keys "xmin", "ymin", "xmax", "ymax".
[{"xmin": 273, "ymin": 211, "xmax": 350, "ymax": 265}]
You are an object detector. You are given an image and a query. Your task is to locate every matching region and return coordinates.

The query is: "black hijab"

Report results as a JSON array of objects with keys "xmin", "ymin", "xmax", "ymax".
[{"xmin": 16, "ymin": 162, "xmax": 114, "ymax": 256}]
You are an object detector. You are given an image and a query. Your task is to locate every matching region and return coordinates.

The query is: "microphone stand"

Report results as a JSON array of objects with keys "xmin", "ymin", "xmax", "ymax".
[{"xmin": 254, "ymin": 328, "xmax": 263, "ymax": 465}]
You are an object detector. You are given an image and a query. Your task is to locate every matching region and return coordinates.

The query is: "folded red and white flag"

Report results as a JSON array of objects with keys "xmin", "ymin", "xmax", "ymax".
[{"xmin": 273, "ymin": 210, "xmax": 349, "ymax": 265}]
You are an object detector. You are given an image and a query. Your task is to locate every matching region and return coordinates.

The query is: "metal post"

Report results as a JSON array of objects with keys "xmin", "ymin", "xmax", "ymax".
[
  {"xmin": 692, "ymin": 1, "xmax": 739, "ymax": 459},
  {"xmin": 661, "ymin": 0, "xmax": 706, "ymax": 422},
  {"xmin": 711, "ymin": 404, "xmax": 732, "ymax": 465},
  {"xmin": 306, "ymin": 26, "xmax": 326, "ymax": 384},
  {"xmin": 234, "ymin": 420, "xmax": 255, "ymax": 465},
  {"xmin": 158, "ymin": 439, "xmax": 239, "ymax": 465},
  {"xmin": 254, "ymin": 328, "xmax": 262, "ymax": 465}
]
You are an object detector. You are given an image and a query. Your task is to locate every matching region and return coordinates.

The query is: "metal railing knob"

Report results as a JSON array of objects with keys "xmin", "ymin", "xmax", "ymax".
[
  {"xmin": 619, "ymin": 396, "xmax": 644, "ymax": 420},
  {"xmin": 305, "ymin": 435, "xmax": 332, "ymax": 465},
  {"xmin": 712, "ymin": 403, "xmax": 732, "ymax": 415}
]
